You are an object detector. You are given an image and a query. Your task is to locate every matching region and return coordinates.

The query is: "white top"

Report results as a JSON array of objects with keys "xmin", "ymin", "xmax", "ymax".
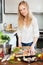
[{"xmin": 17, "ymin": 16, "xmax": 39, "ymax": 43}]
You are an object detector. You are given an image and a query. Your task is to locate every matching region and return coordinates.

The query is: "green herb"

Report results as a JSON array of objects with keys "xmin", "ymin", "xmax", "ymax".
[
  {"xmin": 0, "ymin": 39, "xmax": 7, "ymax": 44},
  {"xmin": 9, "ymin": 60, "xmax": 19, "ymax": 64},
  {"xmin": 13, "ymin": 47, "xmax": 20, "ymax": 53},
  {"xmin": 1, "ymin": 35, "xmax": 10, "ymax": 41},
  {"xmin": 0, "ymin": 31, "xmax": 3, "ymax": 39}
]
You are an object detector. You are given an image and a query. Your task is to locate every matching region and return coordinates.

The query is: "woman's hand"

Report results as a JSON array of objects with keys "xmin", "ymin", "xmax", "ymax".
[
  {"xmin": 29, "ymin": 45, "xmax": 36, "ymax": 55},
  {"xmin": 29, "ymin": 37, "xmax": 38, "ymax": 55}
]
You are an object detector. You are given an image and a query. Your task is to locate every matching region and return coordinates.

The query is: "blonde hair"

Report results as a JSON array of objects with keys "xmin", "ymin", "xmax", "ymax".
[{"xmin": 18, "ymin": 1, "xmax": 32, "ymax": 28}]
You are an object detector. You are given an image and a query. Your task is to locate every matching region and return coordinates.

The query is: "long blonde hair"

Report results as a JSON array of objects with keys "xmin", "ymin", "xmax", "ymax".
[{"xmin": 18, "ymin": 1, "xmax": 32, "ymax": 28}]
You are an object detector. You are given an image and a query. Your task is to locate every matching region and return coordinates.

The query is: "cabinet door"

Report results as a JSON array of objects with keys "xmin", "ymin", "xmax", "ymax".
[{"xmin": 25, "ymin": 0, "xmax": 42, "ymax": 12}]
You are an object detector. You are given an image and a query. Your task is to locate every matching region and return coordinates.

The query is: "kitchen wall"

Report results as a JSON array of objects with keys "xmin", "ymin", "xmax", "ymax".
[
  {"xmin": 3, "ymin": 0, "xmax": 18, "ymax": 28},
  {"xmin": 0, "ymin": 0, "xmax": 18, "ymax": 31},
  {"xmin": 0, "ymin": 0, "xmax": 43, "ymax": 31},
  {"xmin": 33, "ymin": 13, "xmax": 43, "ymax": 30}
]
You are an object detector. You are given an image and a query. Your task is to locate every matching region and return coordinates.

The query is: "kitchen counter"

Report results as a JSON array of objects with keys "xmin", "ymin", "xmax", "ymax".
[{"xmin": 0, "ymin": 61, "xmax": 43, "ymax": 65}]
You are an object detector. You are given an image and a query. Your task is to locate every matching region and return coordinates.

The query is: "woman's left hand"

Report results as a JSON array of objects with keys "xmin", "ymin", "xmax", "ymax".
[{"xmin": 30, "ymin": 45, "xmax": 36, "ymax": 55}]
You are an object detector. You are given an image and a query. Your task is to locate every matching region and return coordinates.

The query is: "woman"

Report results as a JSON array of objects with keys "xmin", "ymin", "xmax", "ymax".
[{"xmin": 17, "ymin": 1, "xmax": 39, "ymax": 55}]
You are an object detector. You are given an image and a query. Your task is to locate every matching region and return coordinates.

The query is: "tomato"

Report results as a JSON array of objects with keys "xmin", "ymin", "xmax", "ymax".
[{"xmin": 40, "ymin": 53, "xmax": 43, "ymax": 60}]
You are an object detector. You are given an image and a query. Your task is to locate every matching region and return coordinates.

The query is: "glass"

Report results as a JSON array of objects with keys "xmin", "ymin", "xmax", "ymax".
[
  {"xmin": 3, "ymin": 43, "xmax": 12, "ymax": 55},
  {"xmin": 3, "ymin": 23, "xmax": 7, "ymax": 30},
  {"xmin": 6, "ymin": 44, "xmax": 12, "ymax": 54}
]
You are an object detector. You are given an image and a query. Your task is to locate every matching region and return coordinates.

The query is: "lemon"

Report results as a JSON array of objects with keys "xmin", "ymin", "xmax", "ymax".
[
  {"xmin": 10, "ymin": 55, "xmax": 14, "ymax": 60},
  {"xmin": 17, "ymin": 58, "xmax": 21, "ymax": 61},
  {"xmin": 38, "ymin": 54, "xmax": 41, "ymax": 57}
]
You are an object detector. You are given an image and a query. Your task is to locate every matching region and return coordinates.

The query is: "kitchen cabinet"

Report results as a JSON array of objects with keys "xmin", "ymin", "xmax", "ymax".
[
  {"xmin": 4, "ymin": 0, "xmax": 43, "ymax": 13},
  {"xmin": 25, "ymin": 0, "xmax": 43, "ymax": 13}
]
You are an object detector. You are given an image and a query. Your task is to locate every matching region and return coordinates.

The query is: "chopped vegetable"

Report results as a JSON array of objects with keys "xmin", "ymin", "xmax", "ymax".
[
  {"xmin": 0, "ymin": 39, "xmax": 6, "ymax": 44},
  {"xmin": 0, "ymin": 31, "xmax": 3, "ymax": 39},
  {"xmin": 13, "ymin": 47, "xmax": 20, "ymax": 53},
  {"xmin": 17, "ymin": 58, "xmax": 21, "ymax": 61},
  {"xmin": 10, "ymin": 55, "xmax": 14, "ymax": 60},
  {"xmin": 9, "ymin": 60, "xmax": 19, "ymax": 64},
  {"xmin": 31, "ymin": 57, "xmax": 36, "ymax": 61}
]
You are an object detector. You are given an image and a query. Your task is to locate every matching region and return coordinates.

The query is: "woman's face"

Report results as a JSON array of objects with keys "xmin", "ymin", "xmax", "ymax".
[{"xmin": 19, "ymin": 4, "xmax": 28, "ymax": 17}]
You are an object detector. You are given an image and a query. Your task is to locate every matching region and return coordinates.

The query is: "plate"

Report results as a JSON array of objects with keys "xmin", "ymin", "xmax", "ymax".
[
  {"xmin": 19, "ymin": 56, "xmax": 43, "ymax": 63},
  {"xmin": 20, "ymin": 56, "xmax": 37, "ymax": 63},
  {"xmin": 23, "ymin": 57, "xmax": 36, "ymax": 61}
]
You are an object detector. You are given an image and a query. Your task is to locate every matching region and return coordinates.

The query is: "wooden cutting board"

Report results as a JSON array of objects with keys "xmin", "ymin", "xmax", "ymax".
[{"xmin": 15, "ymin": 46, "xmax": 31, "ymax": 57}]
